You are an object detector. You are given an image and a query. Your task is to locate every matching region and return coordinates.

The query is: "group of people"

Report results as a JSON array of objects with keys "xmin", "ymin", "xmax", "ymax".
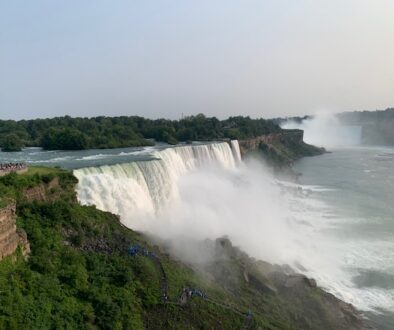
[
  {"xmin": 128, "ymin": 245, "xmax": 156, "ymax": 258},
  {"xmin": 0, "ymin": 162, "xmax": 27, "ymax": 174},
  {"xmin": 182, "ymin": 287, "xmax": 207, "ymax": 299}
]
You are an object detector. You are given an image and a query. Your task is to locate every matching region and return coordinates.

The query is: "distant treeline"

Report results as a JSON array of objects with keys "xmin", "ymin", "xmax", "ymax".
[
  {"xmin": 338, "ymin": 108, "xmax": 394, "ymax": 145},
  {"xmin": 337, "ymin": 107, "xmax": 394, "ymax": 124},
  {"xmin": 0, "ymin": 114, "xmax": 281, "ymax": 151}
]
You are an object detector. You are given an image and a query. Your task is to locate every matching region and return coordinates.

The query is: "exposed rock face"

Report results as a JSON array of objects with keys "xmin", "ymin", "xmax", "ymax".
[
  {"xmin": 238, "ymin": 129, "xmax": 325, "ymax": 172},
  {"xmin": 238, "ymin": 129, "xmax": 304, "ymax": 156},
  {"xmin": 0, "ymin": 202, "xmax": 30, "ymax": 260},
  {"xmin": 23, "ymin": 177, "xmax": 59, "ymax": 202},
  {"xmin": 0, "ymin": 176, "xmax": 66, "ymax": 262}
]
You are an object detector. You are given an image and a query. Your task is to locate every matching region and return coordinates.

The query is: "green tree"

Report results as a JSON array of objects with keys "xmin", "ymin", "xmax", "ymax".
[
  {"xmin": 1, "ymin": 134, "xmax": 23, "ymax": 152},
  {"xmin": 41, "ymin": 128, "xmax": 88, "ymax": 150}
]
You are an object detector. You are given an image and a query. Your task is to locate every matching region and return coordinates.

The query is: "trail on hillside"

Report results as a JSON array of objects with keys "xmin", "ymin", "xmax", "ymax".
[{"xmin": 128, "ymin": 245, "xmax": 253, "ymax": 329}]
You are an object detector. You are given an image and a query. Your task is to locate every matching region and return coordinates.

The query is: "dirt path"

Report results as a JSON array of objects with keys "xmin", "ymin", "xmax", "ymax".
[{"xmin": 130, "ymin": 246, "xmax": 253, "ymax": 329}]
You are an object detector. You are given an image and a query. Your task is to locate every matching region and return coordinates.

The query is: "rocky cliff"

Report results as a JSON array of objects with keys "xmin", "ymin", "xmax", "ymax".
[
  {"xmin": 0, "ymin": 201, "xmax": 30, "ymax": 260},
  {"xmin": 22, "ymin": 177, "xmax": 60, "ymax": 202},
  {"xmin": 0, "ymin": 171, "xmax": 70, "ymax": 262},
  {"xmin": 239, "ymin": 129, "xmax": 325, "ymax": 168},
  {"xmin": 239, "ymin": 129, "xmax": 304, "ymax": 155}
]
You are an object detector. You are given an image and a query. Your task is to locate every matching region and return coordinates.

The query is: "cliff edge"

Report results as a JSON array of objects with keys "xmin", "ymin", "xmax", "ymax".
[
  {"xmin": 0, "ymin": 201, "xmax": 30, "ymax": 260},
  {"xmin": 239, "ymin": 129, "xmax": 325, "ymax": 169}
]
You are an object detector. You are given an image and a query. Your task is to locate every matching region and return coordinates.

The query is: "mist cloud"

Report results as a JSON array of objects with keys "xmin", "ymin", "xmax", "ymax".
[{"xmin": 282, "ymin": 113, "xmax": 362, "ymax": 148}]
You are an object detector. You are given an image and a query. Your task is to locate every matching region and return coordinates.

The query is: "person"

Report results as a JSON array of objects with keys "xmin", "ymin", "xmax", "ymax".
[
  {"xmin": 128, "ymin": 246, "xmax": 140, "ymax": 256},
  {"xmin": 0, "ymin": 163, "xmax": 27, "ymax": 174}
]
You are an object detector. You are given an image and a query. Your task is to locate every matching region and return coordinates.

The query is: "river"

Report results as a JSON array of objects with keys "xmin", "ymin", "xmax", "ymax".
[{"xmin": 293, "ymin": 147, "xmax": 394, "ymax": 329}]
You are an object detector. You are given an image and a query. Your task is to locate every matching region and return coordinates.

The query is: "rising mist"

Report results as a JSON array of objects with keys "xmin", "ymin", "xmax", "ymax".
[{"xmin": 281, "ymin": 113, "xmax": 362, "ymax": 148}]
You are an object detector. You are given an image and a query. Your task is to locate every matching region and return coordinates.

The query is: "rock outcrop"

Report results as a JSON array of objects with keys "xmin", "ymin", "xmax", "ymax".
[
  {"xmin": 205, "ymin": 237, "xmax": 369, "ymax": 330},
  {"xmin": 0, "ymin": 175, "xmax": 68, "ymax": 262},
  {"xmin": 238, "ymin": 129, "xmax": 304, "ymax": 156},
  {"xmin": 239, "ymin": 129, "xmax": 325, "ymax": 170},
  {"xmin": 23, "ymin": 177, "xmax": 60, "ymax": 202},
  {"xmin": 0, "ymin": 201, "xmax": 30, "ymax": 260}
]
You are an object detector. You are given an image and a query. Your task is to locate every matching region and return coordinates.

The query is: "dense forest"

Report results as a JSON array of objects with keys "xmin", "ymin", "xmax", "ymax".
[{"xmin": 0, "ymin": 115, "xmax": 281, "ymax": 151}]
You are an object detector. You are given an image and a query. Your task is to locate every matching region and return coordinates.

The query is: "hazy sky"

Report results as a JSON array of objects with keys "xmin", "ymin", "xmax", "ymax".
[{"xmin": 1, "ymin": 1, "xmax": 394, "ymax": 120}]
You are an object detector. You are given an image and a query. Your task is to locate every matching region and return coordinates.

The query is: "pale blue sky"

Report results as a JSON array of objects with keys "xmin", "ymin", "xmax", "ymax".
[{"xmin": 1, "ymin": 1, "xmax": 393, "ymax": 120}]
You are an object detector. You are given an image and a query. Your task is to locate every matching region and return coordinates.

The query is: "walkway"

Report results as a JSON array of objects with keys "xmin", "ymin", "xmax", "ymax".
[{"xmin": 128, "ymin": 245, "xmax": 254, "ymax": 329}]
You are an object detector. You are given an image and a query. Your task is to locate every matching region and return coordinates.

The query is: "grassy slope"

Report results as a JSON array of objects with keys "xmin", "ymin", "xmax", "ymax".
[{"xmin": 0, "ymin": 168, "xmax": 364, "ymax": 329}]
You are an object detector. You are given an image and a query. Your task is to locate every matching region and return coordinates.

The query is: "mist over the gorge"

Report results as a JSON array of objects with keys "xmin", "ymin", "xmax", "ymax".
[{"xmin": 281, "ymin": 113, "xmax": 363, "ymax": 148}]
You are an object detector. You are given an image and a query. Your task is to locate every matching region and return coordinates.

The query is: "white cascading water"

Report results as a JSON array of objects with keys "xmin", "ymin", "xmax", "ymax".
[
  {"xmin": 230, "ymin": 140, "xmax": 242, "ymax": 163},
  {"xmin": 74, "ymin": 141, "xmax": 240, "ymax": 227},
  {"xmin": 74, "ymin": 138, "xmax": 393, "ymax": 315}
]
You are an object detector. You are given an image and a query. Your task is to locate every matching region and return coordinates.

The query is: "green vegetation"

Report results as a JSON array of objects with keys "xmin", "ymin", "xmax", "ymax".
[
  {"xmin": 0, "ymin": 114, "xmax": 281, "ymax": 151},
  {"xmin": 0, "ymin": 167, "xmax": 71, "ymax": 202},
  {"xmin": 41, "ymin": 128, "xmax": 89, "ymax": 150},
  {"xmin": 24, "ymin": 166, "xmax": 60, "ymax": 176},
  {"xmin": 0, "ymin": 169, "xmax": 363, "ymax": 329},
  {"xmin": 0, "ymin": 197, "xmax": 10, "ymax": 209},
  {"xmin": 1, "ymin": 134, "xmax": 23, "ymax": 152}
]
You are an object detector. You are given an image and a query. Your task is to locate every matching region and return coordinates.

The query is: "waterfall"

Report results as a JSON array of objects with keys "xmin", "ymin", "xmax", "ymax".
[
  {"xmin": 74, "ymin": 141, "xmax": 241, "ymax": 227},
  {"xmin": 230, "ymin": 140, "xmax": 242, "ymax": 163}
]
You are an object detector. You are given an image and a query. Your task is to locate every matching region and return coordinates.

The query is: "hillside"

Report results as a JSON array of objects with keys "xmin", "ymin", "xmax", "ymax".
[{"xmin": 0, "ymin": 167, "xmax": 368, "ymax": 329}]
